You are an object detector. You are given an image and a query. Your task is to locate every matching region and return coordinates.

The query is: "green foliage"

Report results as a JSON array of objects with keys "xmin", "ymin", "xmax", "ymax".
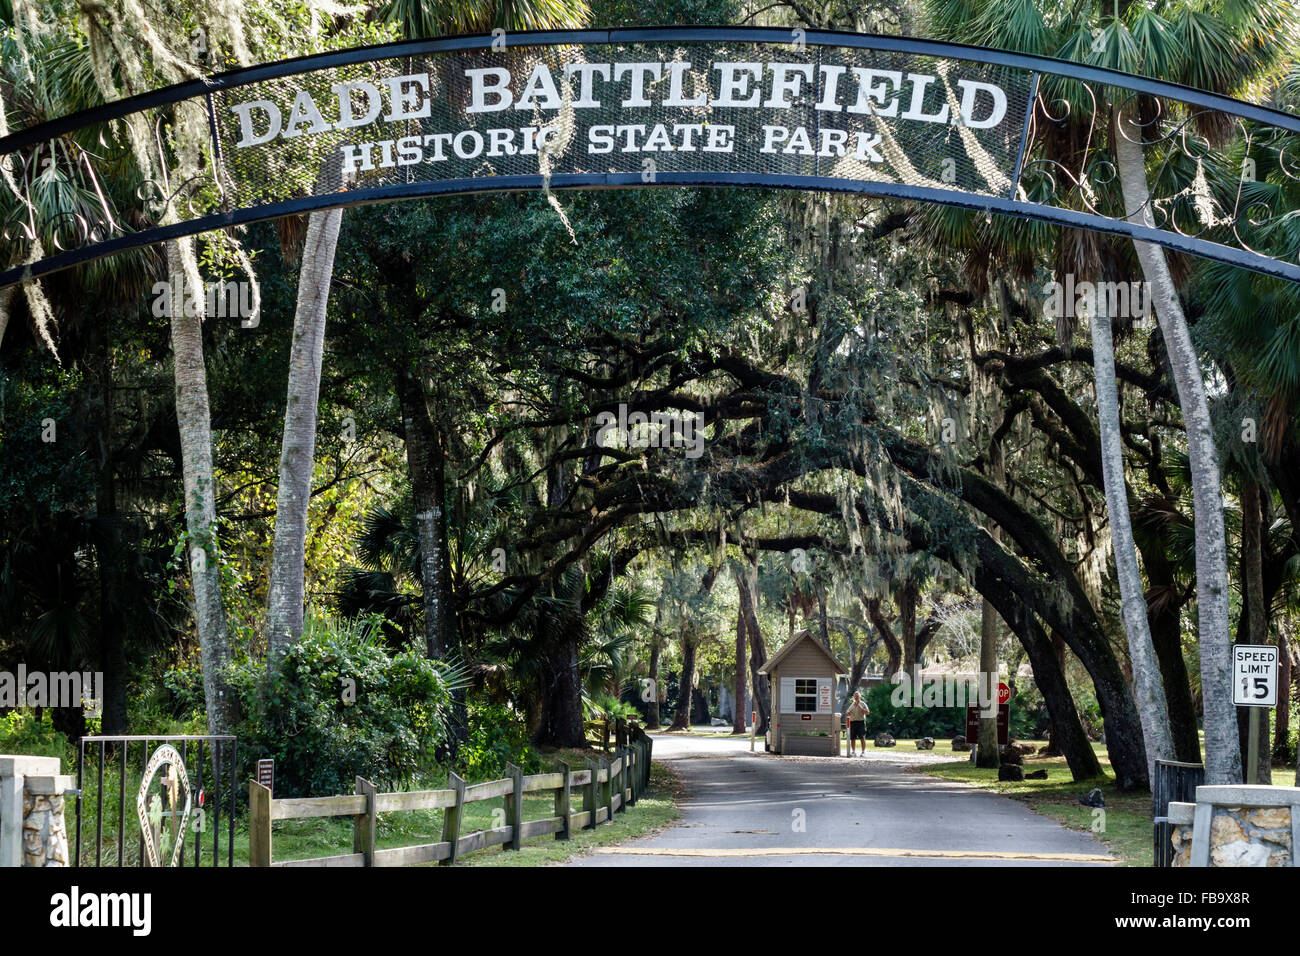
[
  {"xmin": 460, "ymin": 701, "xmax": 542, "ymax": 780},
  {"xmin": 862, "ymin": 681, "xmax": 967, "ymax": 738},
  {"xmin": 229, "ymin": 615, "xmax": 455, "ymax": 796},
  {"xmin": 860, "ymin": 679, "xmax": 1051, "ymax": 740},
  {"xmin": 0, "ymin": 711, "xmax": 71, "ymax": 760}
]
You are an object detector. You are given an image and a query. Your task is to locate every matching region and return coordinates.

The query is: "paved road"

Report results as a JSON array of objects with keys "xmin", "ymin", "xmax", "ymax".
[{"xmin": 569, "ymin": 731, "xmax": 1114, "ymax": 867}]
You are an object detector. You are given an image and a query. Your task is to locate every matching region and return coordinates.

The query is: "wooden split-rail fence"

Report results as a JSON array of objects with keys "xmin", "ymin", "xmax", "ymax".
[{"xmin": 248, "ymin": 737, "xmax": 653, "ymax": 866}]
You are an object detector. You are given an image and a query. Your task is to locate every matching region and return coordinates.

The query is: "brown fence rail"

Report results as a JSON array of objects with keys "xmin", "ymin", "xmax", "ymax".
[{"xmin": 248, "ymin": 736, "xmax": 653, "ymax": 866}]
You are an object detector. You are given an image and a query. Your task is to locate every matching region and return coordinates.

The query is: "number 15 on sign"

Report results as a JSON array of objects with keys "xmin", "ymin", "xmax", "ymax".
[{"xmin": 1232, "ymin": 644, "xmax": 1278, "ymax": 707}]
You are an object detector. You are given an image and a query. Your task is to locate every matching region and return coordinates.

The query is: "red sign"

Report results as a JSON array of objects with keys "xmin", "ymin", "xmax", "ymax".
[
  {"xmin": 998, "ymin": 682, "xmax": 1011, "ymax": 705},
  {"xmin": 966, "ymin": 703, "xmax": 1009, "ymax": 747}
]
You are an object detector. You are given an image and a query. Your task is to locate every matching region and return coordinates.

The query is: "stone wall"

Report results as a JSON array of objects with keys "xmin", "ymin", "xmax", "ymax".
[
  {"xmin": 1169, "ymin": 785, "xmax": 1300, "ymax": 867},
  {"xmin": 0, "ymin": 755, "xmax": 74, "ymax": 867},
  {"xmin": 22, "ymin": 777, "xmax": 71, "ymax": 867}
]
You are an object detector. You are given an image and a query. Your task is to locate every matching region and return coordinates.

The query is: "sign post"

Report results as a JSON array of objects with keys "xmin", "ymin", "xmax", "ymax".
[
  {"xmin": 1232, "ymin": 645, "xmax": 1278, "ymax": 785},
  {"xmin": 965, "ymin": 682, "xmax": 1011, "ymax": 749},
  {"xmin": 256, "ymin": 758, "xmax": 275, "ymax": 796}
]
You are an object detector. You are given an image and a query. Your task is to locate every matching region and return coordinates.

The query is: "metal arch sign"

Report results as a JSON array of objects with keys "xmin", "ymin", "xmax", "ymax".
[{"xmin": 3, "ymin": 26, "xmax": 1300, "ymax": 288}]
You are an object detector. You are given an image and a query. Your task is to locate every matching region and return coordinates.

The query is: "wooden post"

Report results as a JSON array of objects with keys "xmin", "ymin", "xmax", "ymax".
[
  {"xmin": 601, "ymin": 756, "xmax": 613, "ymax": 822},
  {"xmin": 626, "ymin": 745, "xmax": 637, "ymax": 806},
  {"xmin": 555, "ymin": 761, "xmax": 571, "ymax": 841},
  {"xmin": 618, "ymin": 748, "xmax": 630, "ymax": 812},
  {"xmin": 441, "ymin": 772, "xmax": 465, "ymax": 865},
  {"xmin": 249, "ymin": 781, "xmax": 272, "ymax": 867},
  {"xmin": 582, "ymin": 757, "xmax": 598, "ymax": 829},
  {"xmin": 504, "ymin": 762, "xmax": 523, "ymax": 851},
  {"xmin": 615, "ymin": 718, "xmax": 627, "ymax": 751},
  {"xmin": 644, "ymin": 735, "xmax": 653, "ymax": 793},
  {"xmin": 353, "ymin": 777, "xmax": 376, "ymax": 866}
]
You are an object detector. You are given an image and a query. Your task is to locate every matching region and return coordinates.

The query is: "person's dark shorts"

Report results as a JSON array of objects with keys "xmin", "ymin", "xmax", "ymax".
[{"xmin": 850, "ymin": 720, "xmax": 866, "ymax": 740}]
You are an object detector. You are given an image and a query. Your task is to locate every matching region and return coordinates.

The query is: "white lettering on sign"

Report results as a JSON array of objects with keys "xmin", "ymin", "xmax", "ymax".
[
  {"xmin": 1232, "ymin": 644, "xmax": 1278, "ymax": 707},
  {"xmin": 227, "ymin": 59, "xmax": 1013, "ymax": 152}
]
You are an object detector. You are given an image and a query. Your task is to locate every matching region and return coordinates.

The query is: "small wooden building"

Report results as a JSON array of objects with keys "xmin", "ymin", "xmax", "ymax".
[{"xmin": 759, "ymin": 629, "xmax": 847, "ymax": 756}]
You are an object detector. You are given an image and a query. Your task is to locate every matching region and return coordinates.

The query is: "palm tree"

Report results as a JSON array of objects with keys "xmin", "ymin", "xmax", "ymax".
[
  {"xmin": 0, "ymin": 6, "xmax": 246, "ymax": 733},
  {"xmin": 924, "ymin": 0, "xmax": 1297, "ymax": 785},
  {"xmin": 267, "ymin": 0, "xmax": 590, "ymax": 657}
]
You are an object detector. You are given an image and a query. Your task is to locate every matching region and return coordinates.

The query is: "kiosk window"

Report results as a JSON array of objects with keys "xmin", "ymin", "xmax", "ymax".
[{"xmin": 794, "ymin": 679, "xmax": 817, "ymax": 712}]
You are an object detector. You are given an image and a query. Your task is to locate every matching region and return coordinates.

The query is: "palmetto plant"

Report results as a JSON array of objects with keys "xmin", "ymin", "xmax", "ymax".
[
  {"xmin": 581, "ymin": 581, "xmax": 655, "ymax": 700},
  {"xmin": 921, "ymin": 0, "xmax": 1299, "ymax": 785},
  {"xmin": 382, "ymin": 0, "xmax": 588, "ymax": 36}
]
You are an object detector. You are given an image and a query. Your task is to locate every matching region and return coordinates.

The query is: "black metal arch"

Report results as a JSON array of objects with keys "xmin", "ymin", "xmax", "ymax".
[{"xmin": 3, "ymin": 25, "xmax": 1300, "ymax": 288}]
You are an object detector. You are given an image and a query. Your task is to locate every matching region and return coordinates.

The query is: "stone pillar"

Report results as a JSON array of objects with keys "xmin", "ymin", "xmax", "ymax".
[
  {"xmin": 1168, "ymin": 801, "xmax": 1195, "ymax": 867},
  {"xmin": 22, "ymin": 773, "xmax": 74, "ymax": 867},
  {"xmin": 1171, "ymin": 786, "xmax": 1300, "ymax": 867},
  {"xmin": 0, "ymin": 755, "xmax": 74, "ymax": 867}
]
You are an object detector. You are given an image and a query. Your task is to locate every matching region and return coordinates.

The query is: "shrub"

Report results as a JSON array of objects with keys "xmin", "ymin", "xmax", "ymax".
[
  {"xmin": 460, "ymin": 702, "xmax": 541, "ymax": 780},
  {"xmin": 230, "ymin": 615, "xmax": 454, "ymax": 796},
  {"xmin": 0, "ymin": 711, "xmax": 71, "ymax": 760},
  {"xmin": 862, "ymin": 681, "xmax": 966, "ymax": 739}
]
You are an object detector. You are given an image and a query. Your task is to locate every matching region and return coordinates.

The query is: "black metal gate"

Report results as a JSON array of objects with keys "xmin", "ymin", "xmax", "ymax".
[
  {"xmin": 74, "ymin": 735, "xmax": 239, "ymax": 867},
  {"xmin": 1152, "ymin": 758, "xmax": 1203, "ymax": 867}
]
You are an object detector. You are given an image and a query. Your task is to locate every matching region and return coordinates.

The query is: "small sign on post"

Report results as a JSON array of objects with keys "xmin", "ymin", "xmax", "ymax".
[
  {"xmin": 1232, "ymin": 644, "xmax": 1278, "ymax": 786},
  {"xmin": 256, "ymin": 758, "xmax": 274, "ymax": 795},
  {"xmin": 965, "ymin": 683, "xmax": 1011, "ymax": 748},
  {"xmin": 1232, "ymin": 644, "xmax": 1278, "ymax": 706}
]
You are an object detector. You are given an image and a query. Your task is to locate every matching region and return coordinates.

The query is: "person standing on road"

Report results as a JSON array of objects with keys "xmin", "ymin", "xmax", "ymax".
[{"xmin": 845, "ymin": 690, "xmax": 870, "ymax": 756}]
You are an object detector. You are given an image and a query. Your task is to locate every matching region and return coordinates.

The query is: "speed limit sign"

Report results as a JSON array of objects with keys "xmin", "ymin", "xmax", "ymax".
[{"xmin": 1232, "ymin": 645, "xmax": 1278, "ymax": 707}]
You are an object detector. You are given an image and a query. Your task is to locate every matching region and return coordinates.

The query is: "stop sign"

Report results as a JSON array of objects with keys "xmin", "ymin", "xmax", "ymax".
[{"xmin": 998, "ymin": 682, "xmax": 1011, "ymax": 705}]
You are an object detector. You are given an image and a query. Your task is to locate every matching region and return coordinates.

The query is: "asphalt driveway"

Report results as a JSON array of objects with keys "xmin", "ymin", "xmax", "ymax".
[{"xmin": 569, "ymin": 731, "xmax": 1115, "ymax": 867}]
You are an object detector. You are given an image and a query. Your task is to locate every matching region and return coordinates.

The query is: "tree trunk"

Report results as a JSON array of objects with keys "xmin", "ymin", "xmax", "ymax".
[
  {"xmin": 396, "ymin": 368, "xmax": 453, "ymax": 659},
  {"xmin": 1276, "ymin": 640, "xmax": 1292, "ymax": 765},
  {"xmin": 1042, "ymin": 632, "xmax": 1068, "ymax": 757},
  {"xmin": 267, "ymin": 207, "xmax": 343, "ymax": 658},
  {"xmin": 733, "ymin": 601, "xmax": 748, "ymax": 734},
  {"xmin": 815, "ymin": 587, "xmax": 831, "ymax": 651},
  {"xmin": 669, "ymin": 635, "xmax": 696, "ymax": 731},
  {"xmin": 1239, "ymin": 477, "xmax": 1271, "ymax": 783},
  {"xmin": 736, "ymin": 562, "xmax": 770, "ymax": 734},
  {"xmin": 166, "ymin": 239, "xmax": 237, "ymax": 735},
  {"xmin": 863, "ymin": 596, "xmax": 902, "ymax": 682},
  {"xmin": 1140, "ymin": 538, "xmax": 1203, "ymax": 762},
  {"xmin": 1114, "ymin": 108, "xmax": 1240, "ymax": 785},
  {"xmin": 896, "ymin": 475, "xmax": 1141, "ymax": 787},
  {"xmin": 897, "ymin": 579, "xmax": 920, "ymax": 688},
  {"xmin": 534, "ymin": 633, "xmax": 586, "ymax": 747},
  {"xmin": 646, "ymin": 636, "xmax": 662, "ymax": 729},
  {"xmin": 978, "ymin": 587, "xmax": 1002, "ymax": 768},
  {"xmin": 88, "ymin": 314, "xmax": 128, "ymax": 734},
  {"xmin": 1089, "ymin": 282, "xmax": 1174, "ymax": 782},
  {"xmin": 1016, "ymin": 610, "xmax": 1102, "ymax": 781}
]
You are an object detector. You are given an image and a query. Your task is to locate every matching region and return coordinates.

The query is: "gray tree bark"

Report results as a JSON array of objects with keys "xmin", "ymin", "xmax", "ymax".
[
  {"xmin": 1089, "ymin": 283, "xmax": 1173, "ymax": 782},
  {"xmin": 733, "ymin": 600, "xmax": 748, "ymax": 734},
  {"xmin": 396, "ymin": 367, "xmax": 452, "ymax": 659},
  {"xmin": 1114, "ymin": 109, "xmax": 1241, "ymax": 784},
  {"xmin": 166, "ymin": 240, "xmax": 237, "ymax": 734},
  {"xmin": 266, "ymin": 207, "xmax": 343, "ymax": 658},
  {"xmin": 978, "ymin": 584, "xmax": 1002, "ymax": 768},
  {"xmin": 1240, "ymin": 478, "xmax": 1271, "ymax": 783}
]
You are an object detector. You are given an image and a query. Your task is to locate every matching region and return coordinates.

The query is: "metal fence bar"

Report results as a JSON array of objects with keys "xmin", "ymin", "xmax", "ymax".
[
  {"xmin": 1153, "ymin": 759, "xmax": 1204, "ymax": 867},
  {"xmin": 193, "ymin": 739, "xmax": 203, "ymax": 868},
  {"xmin": 117, "ymin": 742, "xmax": 126, "ymax": 866},
  {"xmin": 69, "ymin": 734, "xmax": 238, "ymax": 868},
  {"xmin": 94, "ymin": 745, "xmax": 104, "ymax": 867},
  {"xmin": 74, "ymin": 739, "xmax": 83, "ymax": 867}
]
